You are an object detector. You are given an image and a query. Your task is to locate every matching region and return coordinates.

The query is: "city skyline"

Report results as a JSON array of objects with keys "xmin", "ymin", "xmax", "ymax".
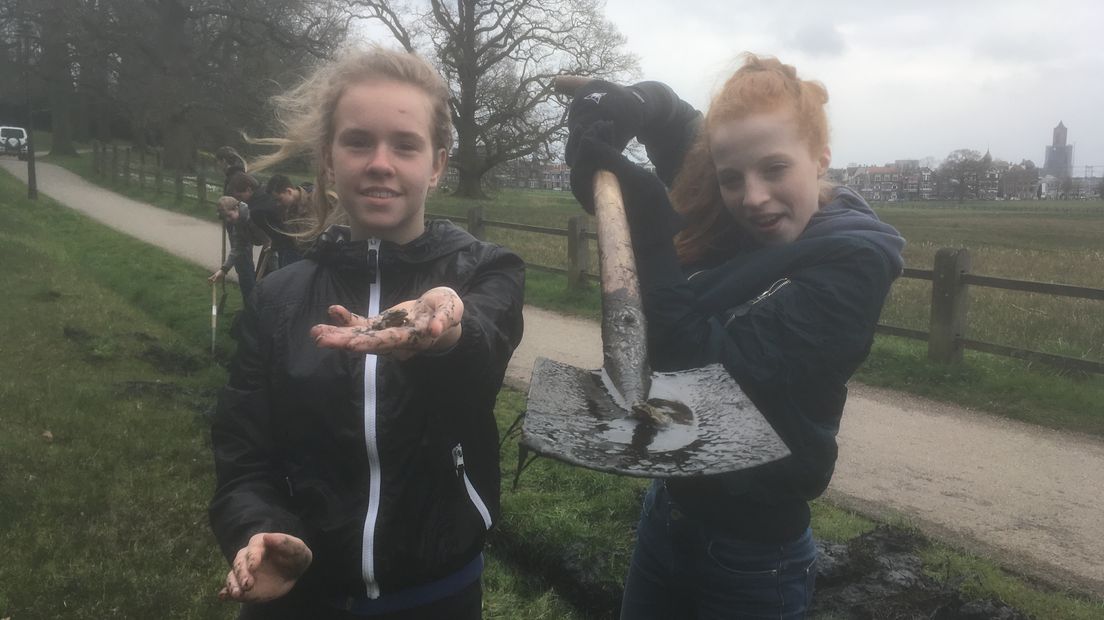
[{"xmin": 603, "ymin": 0, "xmax": 1103, "ymax": 174}]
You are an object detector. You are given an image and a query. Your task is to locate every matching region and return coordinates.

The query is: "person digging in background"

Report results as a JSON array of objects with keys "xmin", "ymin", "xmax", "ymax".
[
  {"xmin": 565, "ymin": 54, "xmax": 904, "ymax": 619},
  {"xmin": 225, "ymin": 171, "xmax": 309, "ymax": 271},
  {"xmin": 208, "ymin": 196, "xmax": 270, "ymax": 313},
  {"xmin": 263, "ymin": 173, "xmax": 314, "ymax": 267},
  {"xmin": 208, "ymin": 46, "xmax": 524, "ymax": 619}
]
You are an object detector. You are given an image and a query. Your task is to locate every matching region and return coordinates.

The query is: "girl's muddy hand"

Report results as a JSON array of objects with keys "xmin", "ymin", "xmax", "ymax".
[{"xmin": 311, "ymin": 289, "xmax": 463, "ymax": 357}]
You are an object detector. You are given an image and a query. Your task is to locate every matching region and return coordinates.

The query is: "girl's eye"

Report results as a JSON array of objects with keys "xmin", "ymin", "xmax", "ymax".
[
  {"xmin": 765, "ymin": 163, "xmax": 788, "ymax": 178},
  {"xmin": 718, "ymin": 175, "xmax": 743, "ymax": 189}
]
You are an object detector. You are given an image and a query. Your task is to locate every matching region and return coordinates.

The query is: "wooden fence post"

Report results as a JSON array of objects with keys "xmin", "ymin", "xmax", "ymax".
[
  {"xmin": 467, "ymin": 206, "xmax": 486, "ymax": 240},
  {"xmin": 566, "ymin": 215, "xmax": 589, "ymax": 290},
  {"xmin": 111, "ymin": 145, "xmax": 119, "ymax": 184},
  {"xmin": 928, "ymin": 247, "xmax": 971, "ymax": 364},
  {"xmin": 138, "ymin": 149, "xmax": 146, "ymax": 189},
  {"xmin": 197, "ymin": 169, "xmax": 206, "ymax": 206},
  {"xmin": 155, "ymin": 150, "xmax": 163, "ymax": 195},
  {"xmin": 123, "ymin": 148, "xmax": 131, "ymax": 187},
  {"xmin": 174, "ymin": 169, "xmax": 184, "ymax": 203}
]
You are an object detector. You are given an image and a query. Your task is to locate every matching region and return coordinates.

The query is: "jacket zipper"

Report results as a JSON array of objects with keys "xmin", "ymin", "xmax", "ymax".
[
  {"xmin": 361, "ymin": 238, "xmax": 382, "ymax": 599},
  {"xmin": 724, "ymin": 277, "xmax": 792, "ymax": 326},
  {"xmin": 453, "ymin": 444, "xmax": 493, "ymax": 529}
]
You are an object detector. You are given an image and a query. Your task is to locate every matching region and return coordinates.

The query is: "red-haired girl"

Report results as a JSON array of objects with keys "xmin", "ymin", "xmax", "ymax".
[{"xmin": 566, "ymin": 54, "xmax": 905, "ymax": 618}]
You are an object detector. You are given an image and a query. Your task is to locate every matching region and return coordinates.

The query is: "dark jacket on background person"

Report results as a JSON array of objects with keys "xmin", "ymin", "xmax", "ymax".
[
  {"xmin": 616, "ymin": 81, "xmax": 906, "ymax": 542},
  {"xmin": 209, "ymin": 219, "xmax": 525, "ymax": 604},
  {"xmin": 248, "ymin": 189, "xmax": 307, "ymax": 265}
]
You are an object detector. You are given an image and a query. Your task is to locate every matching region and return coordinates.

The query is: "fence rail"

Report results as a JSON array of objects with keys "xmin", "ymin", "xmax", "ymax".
[
  {"xmin": 436, "ymin": 206, "xmax": 1102, "ymax": 375},
  {"xmin": 90, "ymin": 146, "xmax": 1100, "ymax": 375},
  {"xmin": 91, "ymin": 141, "xmax": 222, "ymax": 208}
]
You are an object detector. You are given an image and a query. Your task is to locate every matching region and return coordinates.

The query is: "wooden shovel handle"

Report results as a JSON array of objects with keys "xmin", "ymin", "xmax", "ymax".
[
  {"xmin": 553, "ymin": 75, "xmax": 593, "ymax": 96},
  {"xmin": 592, "ymin": 171, "xmax": 639, "ymax": 298}
]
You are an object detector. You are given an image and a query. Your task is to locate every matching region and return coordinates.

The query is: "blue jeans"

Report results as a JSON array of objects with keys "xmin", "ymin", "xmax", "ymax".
[{"xmin": 620, "ymin": 481, "xmax": 817, "ymax": 620}]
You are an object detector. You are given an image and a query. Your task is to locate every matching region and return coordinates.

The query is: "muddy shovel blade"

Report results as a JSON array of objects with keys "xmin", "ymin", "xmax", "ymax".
[{"xmin": 523, "ymin": 358, "xmax": 790, "ymax": 477}]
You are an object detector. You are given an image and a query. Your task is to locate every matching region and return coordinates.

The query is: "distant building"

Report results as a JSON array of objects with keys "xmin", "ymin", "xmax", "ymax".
[{"xmin": 1043, "ymin": 121, "xmax": 1073, "ymax": 178}]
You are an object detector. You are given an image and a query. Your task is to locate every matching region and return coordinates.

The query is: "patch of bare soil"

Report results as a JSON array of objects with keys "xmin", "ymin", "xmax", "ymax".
[
  {"xmin": 137, "ymin": 343, "xmax": 203, "ymax": 374},
  {"xmin": 813, "ymin": 526, "xmax": 1030, "ymax": 619}
]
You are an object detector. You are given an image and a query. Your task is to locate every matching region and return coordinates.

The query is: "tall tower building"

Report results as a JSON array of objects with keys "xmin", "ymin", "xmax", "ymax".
[{"xmin": 1043, "ymin": 121, "xmax": 1073, "ymax": 178}]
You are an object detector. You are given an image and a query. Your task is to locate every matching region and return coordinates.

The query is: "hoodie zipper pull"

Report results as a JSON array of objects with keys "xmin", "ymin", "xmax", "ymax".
[
  {"xmin": 452, "ymin": 444, "xmax": 465, "ymax": 478},
  {"xmin": 367, "ymin": 238, "xmax": 380, "ymax": 283}
]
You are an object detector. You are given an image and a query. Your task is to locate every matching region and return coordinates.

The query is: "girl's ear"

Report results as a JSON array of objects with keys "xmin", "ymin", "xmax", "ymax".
[
  {"xmin": 322, "ymin": 150, "xmax": 335, "ymax": 185},
  {"xmin": 817, "ymin": 146, "xmax": 832, "ymax": 177},
  {"xmin": 428, "ymin": 148, "xmax": 448, "ymax": 188}
]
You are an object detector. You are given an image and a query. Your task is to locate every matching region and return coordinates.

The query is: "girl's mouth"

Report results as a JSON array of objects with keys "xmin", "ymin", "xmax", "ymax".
[
  {"xmin": 751, "ymin": 213, "xmax": 784, "ymax": 230},
  {"xmin": 361, "ymin": 188, "xmax": 401, "ymax": 199}
]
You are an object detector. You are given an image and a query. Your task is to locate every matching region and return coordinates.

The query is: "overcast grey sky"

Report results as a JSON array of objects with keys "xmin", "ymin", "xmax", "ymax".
[{"xmin": 603, "ymin": 0, "xmax": 1104, "ymax": 172}]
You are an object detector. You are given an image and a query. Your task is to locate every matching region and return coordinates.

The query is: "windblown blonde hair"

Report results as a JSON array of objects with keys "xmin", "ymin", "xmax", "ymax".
[
  {"xmin": 250, "ymin": 46, "xmax": 453, "ymax": 239},
  {"xmin": 672, "ymin": 54, "xmax": 832, "ymax": 264}
]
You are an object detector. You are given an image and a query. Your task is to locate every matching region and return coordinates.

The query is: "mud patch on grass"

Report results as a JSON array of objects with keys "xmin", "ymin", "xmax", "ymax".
[
  {"xmin": 130, "ymin": 331, "xmax": 157, "ymax": 343},
  {"xmin": 33, "ymin": 289, "xmax": 64, "ymax": 302},
  {"xmin": 812, "ymin": 526, "xmax": 1030, "ymax": 619},
  {"xmin": 116, "ymin": 380, "xmax": 215, "ymax": 415},
  {"xmin": 138, "ymin": 344, "xmax": 203, "ymax": 375},
  {"xmin": 63, "ymin": 325, "xmax": 94, "ymax": 344}
]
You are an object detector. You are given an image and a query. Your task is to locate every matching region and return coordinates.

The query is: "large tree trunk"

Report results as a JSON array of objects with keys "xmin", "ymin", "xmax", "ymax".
[
  {"xmin": 161, "ymin": 114, "xmax": 194, "ymax": 171},
  {"xmin": 455, "ymin": 167, "xmax": 488, "ymax": 199},
  {"xmin": 153, "ymin": 0, "xmax": 195, "ymax": 171},
  {"xmin": 76, "ymin": 52, "xmax": 112, "ymax": 142},
  {"xmin": 43, "ymin": 1, "xmax": 77, "ymax": 156}
]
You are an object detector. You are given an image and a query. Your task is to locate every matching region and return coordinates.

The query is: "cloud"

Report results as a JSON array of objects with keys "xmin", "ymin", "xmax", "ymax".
[{"xmin": 782, "ymin": 22, "xmax": 846, "ymax": 57}]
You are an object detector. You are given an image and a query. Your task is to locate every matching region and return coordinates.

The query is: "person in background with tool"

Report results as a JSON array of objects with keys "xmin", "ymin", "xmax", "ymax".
[
  {"xmin": 208, "ymin": 47, "xmax": 524, "ymax": 619},
  {"xmin": 264, "ymin": 173, "xmax": 314, "ymax": 267},
  {"xmin": 208, "ymin": 196, "xmax": 270, "ymax": 313},
  {"xmin": 566, "ymin": 55, "xmax": 905, "ymax": 618},
  {"xmin": 227, "ymin": 171, "xmax": 307, "ymax": 272}
]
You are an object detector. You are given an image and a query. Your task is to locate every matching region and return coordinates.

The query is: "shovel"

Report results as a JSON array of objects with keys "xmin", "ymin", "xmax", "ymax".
[{"xmin": 519, "ymin": 77, "xmax": 790, "ymax": 478}]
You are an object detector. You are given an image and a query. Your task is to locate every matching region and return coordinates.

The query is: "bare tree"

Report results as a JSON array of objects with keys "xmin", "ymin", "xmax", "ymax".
[
  {"xmin": 936, "ymin": 149, "xmax": 984, "ymax": 201},
  {"xmin": 0, "ymin": 0, "xmax": 351, "ymax": 170},
  {"xmin": 100, "ymin": 0, "xmax": 350, "ymax": 170},
  {"xmin": 352, "ymin": 0, "xmax": 637, "ymax": 198}
]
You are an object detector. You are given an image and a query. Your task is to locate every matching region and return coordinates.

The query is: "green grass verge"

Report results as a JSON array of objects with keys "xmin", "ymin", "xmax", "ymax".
[
  {"xmin": 920, "ymin": 544, "xmax": 1104, "ymax": 619},
  {"xmin": 0, "ymin": 170, "xmax": 582, "ymax": 619},
  {"xmin": 858, "ymin": 336, "xmax": 1104, "ymax": 437}
]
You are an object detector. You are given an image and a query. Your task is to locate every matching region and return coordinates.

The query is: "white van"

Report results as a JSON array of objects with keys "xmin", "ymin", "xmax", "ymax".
[{"xmin": 0, "ymin": 126, "xmax": 29, "ymax": 160}]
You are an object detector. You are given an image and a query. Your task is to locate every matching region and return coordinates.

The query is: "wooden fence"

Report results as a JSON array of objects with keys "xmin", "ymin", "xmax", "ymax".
[
  {"xmin": 86, "ymin": 144, "xmax": 1100, "ymax": 374},
  {"xmin": 91, "ymin": 141, "xmax": 220, "ymax": 208},
  {"xmin": 435, "ymin": 207, "xmax": 1104, "ymax": 375}
]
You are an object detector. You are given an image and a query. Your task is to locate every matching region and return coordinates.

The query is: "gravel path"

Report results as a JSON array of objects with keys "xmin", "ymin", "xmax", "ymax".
[{"xmin": 7, "ymin": 160, "xmax": 1103, "ymax": 598}]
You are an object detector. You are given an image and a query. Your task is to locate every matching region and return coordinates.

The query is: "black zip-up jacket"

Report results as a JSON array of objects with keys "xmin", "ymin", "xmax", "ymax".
[
  {"xmin": 622, "ymin": 82, "xmax": 905, "ymax": 542},
  {"xmin": 209, "ymin": 219, "xmax": 524, "ymax": 600}
]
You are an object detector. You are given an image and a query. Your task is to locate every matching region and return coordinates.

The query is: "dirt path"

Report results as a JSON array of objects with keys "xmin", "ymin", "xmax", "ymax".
[{"xmin": 8, "ymin": 160, "xmax": 1103, "ymax": 599}]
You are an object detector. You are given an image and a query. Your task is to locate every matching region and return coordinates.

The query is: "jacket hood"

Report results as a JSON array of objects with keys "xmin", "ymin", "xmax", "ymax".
[
  {"xmin": 305, "ymin": 219, "xmax": 477, "ymax": 270},
  {"xmin": 801, "ymin": 186, "xmax": 906, "ymax": 274}
]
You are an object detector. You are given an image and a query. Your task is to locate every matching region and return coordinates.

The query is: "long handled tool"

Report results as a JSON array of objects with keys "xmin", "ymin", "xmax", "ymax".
[
  {"xmin": 210, "ymin": 282, "xmax": 218, "ymax": 355},
  {"xmin": 520, "ymin": 77, "xmax": 789, "ymax": 478}
]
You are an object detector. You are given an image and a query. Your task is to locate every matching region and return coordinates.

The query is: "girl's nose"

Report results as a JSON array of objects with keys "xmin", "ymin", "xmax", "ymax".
[{"xmin": 742, "ymin": 176, "xmax": 770, "ymax": 208}]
